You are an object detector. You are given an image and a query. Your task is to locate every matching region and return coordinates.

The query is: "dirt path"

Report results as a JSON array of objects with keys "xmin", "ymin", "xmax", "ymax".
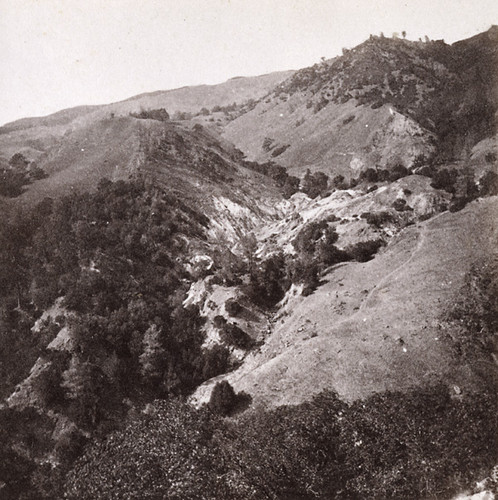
[{"xmin": 359, "ymin": 212, "xmax": 446, "ymax": 312}]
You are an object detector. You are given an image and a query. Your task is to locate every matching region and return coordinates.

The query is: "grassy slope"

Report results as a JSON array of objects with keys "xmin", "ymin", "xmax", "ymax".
[
  {"xmin": 223, "ymin": 29, "xmax": 497, "ymax": 178},
  {"xmin": 192, "ymin": 196, "xmax": 497, "ymax": 407},
  {"xmin": 223, "ymin": 93, "xmax": 435, "ymax": 178},
  {"xmin": 0, "ymin": 71, "xmax": 294, "ymax": 162}
]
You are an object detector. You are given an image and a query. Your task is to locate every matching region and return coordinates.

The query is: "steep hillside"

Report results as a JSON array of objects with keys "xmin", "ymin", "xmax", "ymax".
[
  {"xmin": 5, "ymin": 116, "xmax": 283, "ymax": 239},
  {"xmin": 224, "ymin": 27, "xmax": 497, "ymax": 177},
  {"xmin": 193, "ymin": 195, "xmax": 498, "ymax": 407}
]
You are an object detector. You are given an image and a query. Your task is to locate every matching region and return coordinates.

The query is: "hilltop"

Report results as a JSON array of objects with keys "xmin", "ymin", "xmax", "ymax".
[
  {"xmin": 223, "ymin": 26, "xmax": 497, "ymax": 177},
  {"xmin": 0, "ymin": 70, "xmax": 293, "ymax": 164}
]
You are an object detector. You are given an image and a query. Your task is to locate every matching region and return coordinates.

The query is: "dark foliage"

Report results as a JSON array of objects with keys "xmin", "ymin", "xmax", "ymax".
[
  {"xmin": 346, "ymin": 239, "xmax": 386, "ymax": 262},
  {"xmin": 225, "ymin": 297, "xmax": 242, "ymax": 316},
  {"xmin": 208, "ymin": 380, "xmax": 246, "ymax": 416},
  {"xmin": 479, "ymin": 170, "xmax": 498, "ymax": 197},
  {"xmin": 219, "ymin": 321, "xmax": 253, "ymax": 350},
  {"xmin": 64, "ymin": 385, "xmax": 497, "ymax": 500},
  {"xmin": 0, "ymin": 153, "xmax": 47, "ymax": 197},
  {"xmin": 430, "ymin": 167, "xmax": 458, "ymax": 193},
  {"xmin": 361, "ymin": 210, "xmax": 396, "ymax": 228},
  {"xmin": 247, "ymin": 252, "xmax": 290, "ymax": 308},
  {"xmin": 0, "ymin": 178, "xmax": 240, "ymax": 497},
  {"xmin": 392, "ymin": 198, "xmax": 413, "ymax": 212},
  {"xmin": 301, "ymin": 169, "xmax": 329, "ymax": 199},
  {"xmin": 201, "ymin": 344, "xmax": 232, "ymax": 380},
  {"xmin": 130, "ymin": 108, "xmax": 170, "ymax": 121},
  {"xmin": 271, "ymin": 144, "xmax": 290, "ymax": 157}
]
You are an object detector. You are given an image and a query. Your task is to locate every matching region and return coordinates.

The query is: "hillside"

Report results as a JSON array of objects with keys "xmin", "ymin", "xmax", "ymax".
[
  {"xmin": 192, "ymin": 195, "xmax": 498, "ymax": 407},
  {"xmin": 224, "ymin": 26, "xmax": 497, "ymax": 177},
  {"xmin": 0, "ymin": 71, "xmax": 293, "ymax": 163}
]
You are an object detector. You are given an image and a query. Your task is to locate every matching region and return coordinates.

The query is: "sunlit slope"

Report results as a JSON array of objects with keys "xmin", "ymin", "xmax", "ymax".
[
  {"xmin": 8, "ymin": 115, "xmax": 283, "ymax": 248},
  {"xmin": 224, "ymin": 98, "xmax": 434, "ymax": 178},
  {"xmin": 0, "ymin": 71, "xmax": 294, "ymax": 161},
  {"xmin": 224, "ymin": 27, "xmax": 497, "ymax": 177},
  {"xmin": 193, "ymin": 196, "xmax": 498, "ymax": 407}
]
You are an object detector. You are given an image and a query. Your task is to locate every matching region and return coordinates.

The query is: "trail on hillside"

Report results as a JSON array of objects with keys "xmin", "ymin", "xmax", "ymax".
[{"xmin": 359, "ymin": 212, "xmax": 446, "ymax": 312}]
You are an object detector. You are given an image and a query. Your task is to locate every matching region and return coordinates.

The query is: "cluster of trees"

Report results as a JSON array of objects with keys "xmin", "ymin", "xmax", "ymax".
[
  {"xmin": 130, "ymin": 108, "xmax": 170, "ymax": 121},
  {"xmin": 0, "ymin": 152, "xmax": 47, "ymax": 197},
  {"xmin": 0, "ymin": 178, "xmax": 250, "ymax": 497},
  {"xmin": 245, "ymin": 220, "xmax": 385, "ymax": 306},
  {"xmin": 62, "ymin": 383, "xmax": 497, "ymax": 499},
  {"xmin": 243, "ymin": 159, "xmax": 331, "ymax": 199}
]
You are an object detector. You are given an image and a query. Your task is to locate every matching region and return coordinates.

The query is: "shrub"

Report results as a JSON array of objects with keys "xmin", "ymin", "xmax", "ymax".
[
  {"xmin": 271, "ymin": 144, "xmax": 290, "ymax": 157},
  {"xmin": 201, "ymin": 345, "xmax": 231, "ymax": 379},
  {"xmin": 449, "ymin": 196, "xmax": 469, "ymax": 212},
  {"xmin": 282, "ymin": 175, "xmax": 300, "ymax": 198},
  {"xmin": 431, "ymin": 168, "xmax": 458, "ymax": 193},
  {"xmin": 301, "ymin": 169, "xmax": 329, "ymax": 198},
  {"xmin": 346, "ymin": 239, "xmax": 385, "ymax": 262},
  {"xmin": 361, "ymin": 211, "xmax": 395, "ymax": 228},
  {"xmin": 130, "ymin": 108, "xmax": 170, "ymax": 121},
  {"xmin": 332, "ymin": 174, "xmax": 347, "ymax": 190},
  {"xmin": 225, "ymin": 298, "xmax": 242, "ymax": 317},
  {"xmin": 262, "ymin": 137, "xmax": 274, "ymax": 152},
  {"xmin": 247, "ymin": 253, "xmax": 289, "ymax": 308},
  {"xmin": 208, "ymin": 381, "xmax": 239, "ymax": 416},
  {"xmin": 219, "ymin": 322, "xmax": 253, "ymax": 350},
  {"xmin": 392, "ymin": 198, "xmax": 413, "ymax": 211},
  {"xmin": 479, "ymin": 170, "xmax": 498, "ymax": 196},
  {"xmin": 388, "ymin": 163, "xmax": 410, "ymax": 181}
]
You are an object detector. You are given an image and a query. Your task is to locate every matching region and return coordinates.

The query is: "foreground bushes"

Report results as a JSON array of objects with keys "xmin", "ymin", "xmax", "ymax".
[{"xmin": 64, "ymin": 384, "xmax": 497, "ymax": 499}]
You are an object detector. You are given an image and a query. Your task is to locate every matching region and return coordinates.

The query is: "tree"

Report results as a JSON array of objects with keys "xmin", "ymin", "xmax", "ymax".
[
  {"xmin": 209, "ymin": 380, "xmax": 238, "ymax": 415},
  {"xmin": 301, "ymin": 169, "xmax": 329, "ymax": 198},
  {"xmin": 139, "ymin": 324, "xmax": 166, "ymax": 384},
  {"xmin": 479, "ymin": 170, "xmax": 498, "ymax": 196},
  {"xmin": 282, "ymin": 175, "xmax": 300, "ymax": 198},
  {"xmin": 9, "ymin": 152, "xmax": 29, "ymax": 169},
  {"xmin": 61, "ymin": 356, "xmax": 104, "ymax": 426}
]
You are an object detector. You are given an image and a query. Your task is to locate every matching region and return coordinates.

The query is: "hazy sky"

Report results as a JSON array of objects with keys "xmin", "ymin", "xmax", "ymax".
[{"xmin": 1, "ymin": 0, "xmax": 497, "ymax": 125}]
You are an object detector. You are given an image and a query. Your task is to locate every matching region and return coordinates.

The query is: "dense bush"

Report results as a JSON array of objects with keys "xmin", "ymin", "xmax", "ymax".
[
  {"xmin": 361, "ymin": 210, "xmax": 396, "ymax": 227},
  {"xmin": 346, "ymin": 238, "xmax": 386, "ymax": 262},
  {"xmin": 130, "ymin": 107, "xmax": 170, "ymax": 121},
  {"xmin": 64, "ymin": 384, "xmax": 497, "ymax": 500},
  {"xmin": 220, "ymin": 322, "xmax": 253, "ymax": 350},
  {"xmin": 392, "ymin": 198, "xmax": 413, "ymax": 211},
  {"xmin": 225, "ymin": 298, "xmax": 242, "ymax": 316},
  {"xmin": 0, "ymin": 178, "xmax": 241, "ymax": 496},
  {"xmin": 430, "ymin": 167, "xmax": 458, "ymax": 193},
  {"xmin": 479, "ymin": 170, "xmax": 498, "ymax": 196},
  {"xmin": 0, "ymin": 153, "xmax": 47, "ymax": 197},
  {"xmin": 301, "ymin": 169, "xmax": 329, "ymax": 198},
  {"xmin": 247, "ymin": 252, "xmax": 289, "ymax": 308},
  {"xmin": 208, "ymin": 380, "xmax": 247, "ymax": 416}
]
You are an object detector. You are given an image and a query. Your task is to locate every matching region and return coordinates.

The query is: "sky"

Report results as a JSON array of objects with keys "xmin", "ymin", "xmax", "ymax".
[{"xmin": 0, "ymin": 0, "xmax": 497, "ymax": 125}]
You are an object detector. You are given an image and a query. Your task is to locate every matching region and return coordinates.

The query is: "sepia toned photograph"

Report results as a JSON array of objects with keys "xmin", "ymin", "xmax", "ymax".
[{"xmin": 0, "ymin": 1, "xmax": 497, "ymax": 498}]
